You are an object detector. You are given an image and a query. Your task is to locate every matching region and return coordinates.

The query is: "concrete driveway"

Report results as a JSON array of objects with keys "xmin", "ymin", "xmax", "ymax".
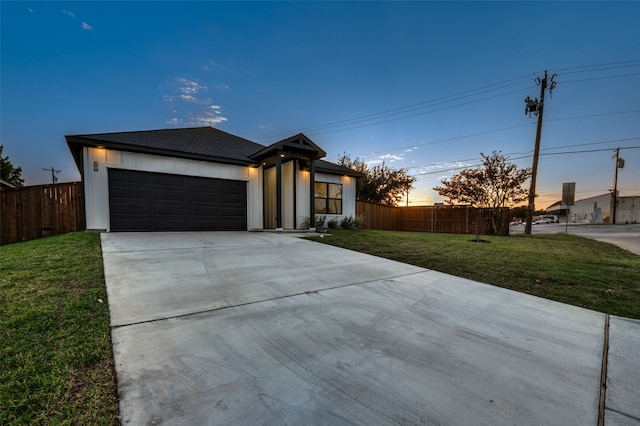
[{"xmin": 101, "ymin": 232, "xmax": 640, "ymax": 425}]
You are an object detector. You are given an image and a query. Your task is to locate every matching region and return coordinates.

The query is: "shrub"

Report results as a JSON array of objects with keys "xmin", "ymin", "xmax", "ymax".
[
  {"xmin": 301, "ymin": 215, "xmax": 326, "ymax": 230},
  {"xmin": 339, "ymin": 214, "xmax": 365, "ymax": 230},
  {"xmin": 327, "ymin": 218, "xmax": 340, "ymax": 230}
]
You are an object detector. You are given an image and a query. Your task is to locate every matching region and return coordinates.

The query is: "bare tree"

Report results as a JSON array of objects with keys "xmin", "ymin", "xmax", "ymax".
[
  {"xmin": 338, "ymin": 153, "xmax": 416, "ymax": 206},
  {"xmin": 433, "ymin": 151, "xmax": 531, "ymax": 238}
]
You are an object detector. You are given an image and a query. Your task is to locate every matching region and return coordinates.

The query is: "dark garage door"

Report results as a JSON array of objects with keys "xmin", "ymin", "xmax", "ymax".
[{"xmin": 108, "ymin": 169, "xmax": 247, "ymax": 231}]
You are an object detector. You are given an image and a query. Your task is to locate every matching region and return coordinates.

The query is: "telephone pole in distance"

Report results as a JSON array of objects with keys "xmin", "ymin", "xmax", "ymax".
[
  {"xmin": 43, "ymin": 167, "xmax": 61, "ymax": 184},
  {"xmin": 612, "ymin": 148, "xmax": 625, "ymax": 224}
]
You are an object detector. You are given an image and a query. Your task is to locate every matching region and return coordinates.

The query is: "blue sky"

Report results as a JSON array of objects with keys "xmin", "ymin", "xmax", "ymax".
[{"xmin": 2, "ymin": 1, "xmax": 639, "ymax": 208}]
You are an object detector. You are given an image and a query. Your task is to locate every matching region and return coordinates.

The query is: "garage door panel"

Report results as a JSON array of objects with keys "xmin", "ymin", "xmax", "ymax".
[
  {"xmin": 151, "ymin": 189, "xmax": 186, "ymax": 203},
  {"xmin": 108, "ymin": 169, "xmax": 247, "ymax": 231}
]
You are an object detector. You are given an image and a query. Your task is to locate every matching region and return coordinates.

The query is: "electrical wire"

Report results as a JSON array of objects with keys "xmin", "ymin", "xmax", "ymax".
[
  {"xmin": 550, "ymin": 59, "xmax": 640, "ymax": 73},
  {"xmin": 251, "ymin": 75, "xmax": 535, "ymax": 141},
  {"xmin": 557, "ymin": 72, "xmax": 640, "ymax": 84},
  {"xmin": 254, "ymin": 59, "xmax": 640, "ymax": 141},
  {"xmin": 310, "ymin": 87, "xmax": 532, "ymax": 137},
  {"xmin": 363, "ymin": 112, "xmax": 640, "ymax": 158},
  {"xmin": 408, "ymin": 145, "xmax": 640, "ymax": 177}
]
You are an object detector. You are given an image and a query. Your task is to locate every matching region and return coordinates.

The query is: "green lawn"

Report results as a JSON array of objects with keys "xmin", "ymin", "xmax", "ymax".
[
  {"xmin": 0, "ymin": 232, "xmax": 119, "ymax": 425},
  {"xmin": 308, "ymin": 230, "xmax": 640, "ymax": 320}
]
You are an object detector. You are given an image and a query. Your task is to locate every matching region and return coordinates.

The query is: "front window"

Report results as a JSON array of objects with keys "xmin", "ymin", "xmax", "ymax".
[{"xmin": 314, "ymin": 182, "xmax": 342, "ymax": 214}]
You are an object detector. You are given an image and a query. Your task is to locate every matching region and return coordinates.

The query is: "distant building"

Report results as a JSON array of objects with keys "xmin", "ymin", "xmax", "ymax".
[
  {"xmin": 555, "ymin": 193, "xmax": 639, "ymax": 224},
  {"xmin": 545, "ymin": 200, "xmax": 567, "ymax": 220}
]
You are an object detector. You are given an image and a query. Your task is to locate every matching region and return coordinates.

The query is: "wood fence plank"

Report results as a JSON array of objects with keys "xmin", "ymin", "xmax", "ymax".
[
  {"xmin": 0, "ymin": 182, "xmax": 85, "ymax": 245},
  {"xmin": 356, "ymin": 201, "xmax": 509, "ymax": 236}
]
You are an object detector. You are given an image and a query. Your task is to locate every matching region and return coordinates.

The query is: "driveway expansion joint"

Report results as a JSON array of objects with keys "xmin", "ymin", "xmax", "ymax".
[
  {"xmin": 598, "ymin": 314, "xmax": 610, "ymax": 426},
  {"xmin": 110, "ymin": 269, "xmax": 431, "ymax": 329}
]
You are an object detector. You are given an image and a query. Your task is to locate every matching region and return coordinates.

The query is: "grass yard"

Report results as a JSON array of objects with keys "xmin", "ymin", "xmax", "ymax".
[
  {"xmin": 309, "ymin": 230, "xmax": 640, "ymax": 320},
  {"xmin": 0, "ymin": 232, "xmax": 119, "ymax": 425}
]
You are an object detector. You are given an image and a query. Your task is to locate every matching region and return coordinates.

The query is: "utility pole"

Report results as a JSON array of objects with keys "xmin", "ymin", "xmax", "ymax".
[
  {"xmin": 43, "ymin": 167, "xmax": 61, "ymax": 184},
  {"xmin": 524, "ymin": 70, "xmax": 556, "ymax": 235},
  {"xmin": 612, "ymin": 148, "xmax": 624, "ymax": 224}
]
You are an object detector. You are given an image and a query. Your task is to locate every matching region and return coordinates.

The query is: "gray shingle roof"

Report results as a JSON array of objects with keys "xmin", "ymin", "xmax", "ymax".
[
  {"xmin": 66, "ymin": 126, "xmax": 362, "ymax": 176},
  {"xmin": 315, "ymin": 159, "xmax": 363, "ymax": 177},
  {"xmin": 67, "ymin": 127, "xmax": 263, "ymax": 164}
]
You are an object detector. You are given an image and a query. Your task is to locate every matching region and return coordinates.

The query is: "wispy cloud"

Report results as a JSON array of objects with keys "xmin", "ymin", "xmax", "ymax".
[
  {"xmin": 179, "ymin": 94, "xmax": 197, "ymax": 103},
  {"xmin": 378, "ymin": 153, "xmax": 405, "ymax": 162},
  {"xmin": 28, "ymin": 7, "xmax": 34, "ymax": 13},
  {"xmin": 186, "ymin": 110, "xmax": 228, "ymax": 126},
  {"xmin": 60, "ymin": 8, "xmax": 93, "ymax": 30},
  {"xmin": 178, "ymin": 78, "xmax": 207, "ymax": 95},
  {"xmin": 164, "ymin": 77, "xmax": 227, "ymax": 127}
]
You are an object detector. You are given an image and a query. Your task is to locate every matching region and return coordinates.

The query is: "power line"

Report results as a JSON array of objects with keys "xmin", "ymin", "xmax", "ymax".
[
  {"xmin": 362, "ymin": 122, "xmax": 535, "ymax": 157},
  {"xmin": 408, "ymin": 144, "xmax": 640, "ymax": 177},
  {"xmin": 252, "ymin": 59, "xmax": 640, "ymax": 141},
  {"xmin": 550, "ymin": 59, "xmax": 640, "ymax": 73},
  {"xmin": 545, "ymin": 109, "xmax": 640, "ymax": 123},
  {"xmin": 311, "ymin": 87, "xmax": 532, "ymax": 137},
  {"xmin": 273, "ymin": 77, "xmax": 533, "ymax": 137},
  {"xmin": 251, "ymin": 75, "xmax": 536, "ymax": 140},
  {"xmin": 361, "ymin": 109, "xmax": 640, "ymax": 158},
  {"xmin": 43, "ymin": 167, "xmax": 61, "ymax": 184},
  {"xmin": 558, "ymin": 72, "xmax": 640, "ymax": 84}
]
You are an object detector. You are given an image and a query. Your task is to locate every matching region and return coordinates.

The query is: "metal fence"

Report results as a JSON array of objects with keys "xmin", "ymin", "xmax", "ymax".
[{"xmin": 1, "ymin": 182, "xmax": 85, "ymax": 245}]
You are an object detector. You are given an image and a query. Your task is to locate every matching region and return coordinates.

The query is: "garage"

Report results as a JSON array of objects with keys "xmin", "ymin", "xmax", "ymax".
[{"xmin": 108, "ymin": 169, "xmax": 247, "ymax": 231}]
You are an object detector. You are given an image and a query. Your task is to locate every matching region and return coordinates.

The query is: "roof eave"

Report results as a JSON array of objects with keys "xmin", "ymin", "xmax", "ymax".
[{"xmin": 65, "ymin": 135, "xmax": 253, "ymax": 167}]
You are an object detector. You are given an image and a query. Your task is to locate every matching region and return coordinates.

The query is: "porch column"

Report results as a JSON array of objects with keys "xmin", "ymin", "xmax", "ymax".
[
  {"xmin": 276, "ymin": 150, "xmax": 282, "ymax": 230},
  {"xmin": 309, "ymin": 158, "xmax": 315, "ymax": 230}
]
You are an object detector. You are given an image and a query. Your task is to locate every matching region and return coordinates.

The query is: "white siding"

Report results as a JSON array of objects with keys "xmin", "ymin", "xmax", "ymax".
[
  {"xmin": 295, "ymin": 172, "xmax": 357, "ymax": 229},
  {"xmin": 83, "ymin": 147, "xmax": 263, "ymax": 231},
  {"xmin": 296, "ymin": 168, "xmax": 311, "ymax": 229}
]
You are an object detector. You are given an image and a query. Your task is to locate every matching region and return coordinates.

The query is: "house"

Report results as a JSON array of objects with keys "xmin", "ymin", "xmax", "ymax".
[{"xmin": 66, "ymin": 127, "xmax": 362, "ymax": 232}]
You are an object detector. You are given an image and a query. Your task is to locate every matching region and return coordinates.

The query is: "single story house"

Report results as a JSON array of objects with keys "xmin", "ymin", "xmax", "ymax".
[{"xmin": 66, "ymin": 126, "xmax": 362, "ymax": 232}]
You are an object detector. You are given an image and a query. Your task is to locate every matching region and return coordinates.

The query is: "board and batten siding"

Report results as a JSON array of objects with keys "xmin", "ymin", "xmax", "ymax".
[
  {"xmin": 261, "ymin": 164, "xmax": 357, "ymax": 229},
  {"xmin": 293, "ymin": 170, "xmax": 357, "ymax": 229},
  {"xmin": 82, "ymin": 147, "xmax": 262, "ymax": 231}
]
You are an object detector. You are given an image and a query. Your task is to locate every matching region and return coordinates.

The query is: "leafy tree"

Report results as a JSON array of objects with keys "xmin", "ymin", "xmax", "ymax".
[
  {"xmin": 338, "ymin": 153, "xmax": 416, "ymax": 206},
  {"xmin": 433, "ymin": 151, "xmax": 531, "ymax": 238},
  {"xmin": 0, "ymin": 145, "xmax": 24, "ymax": 188}
]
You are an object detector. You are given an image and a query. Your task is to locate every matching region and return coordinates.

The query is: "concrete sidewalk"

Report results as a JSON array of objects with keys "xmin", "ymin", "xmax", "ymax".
[{"xmin": 101, "ymin": 232, "xmax": 640, "ymax": 425}]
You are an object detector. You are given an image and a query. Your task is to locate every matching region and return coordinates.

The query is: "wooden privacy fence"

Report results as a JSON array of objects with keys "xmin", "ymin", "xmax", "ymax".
[
  {"xmin": 356, "ymin": 201, "xmax": 510, "ymax": 236},
  {"xmin": 1, "ymin": 182, "xmax": 85, "ymax": 245}
]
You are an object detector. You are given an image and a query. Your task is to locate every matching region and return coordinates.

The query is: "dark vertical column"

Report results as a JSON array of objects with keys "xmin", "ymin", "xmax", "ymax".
[
  {"xmin": 309, "ymin": 159, "xmax": 315, "ymax": 230},
  {"xmin": 276, "ymin": 151, "xmax": 282, "ymax": 230},
  {"xmin": 292, "ymin": 160, "xmax": 297, "ymax": 229}
]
